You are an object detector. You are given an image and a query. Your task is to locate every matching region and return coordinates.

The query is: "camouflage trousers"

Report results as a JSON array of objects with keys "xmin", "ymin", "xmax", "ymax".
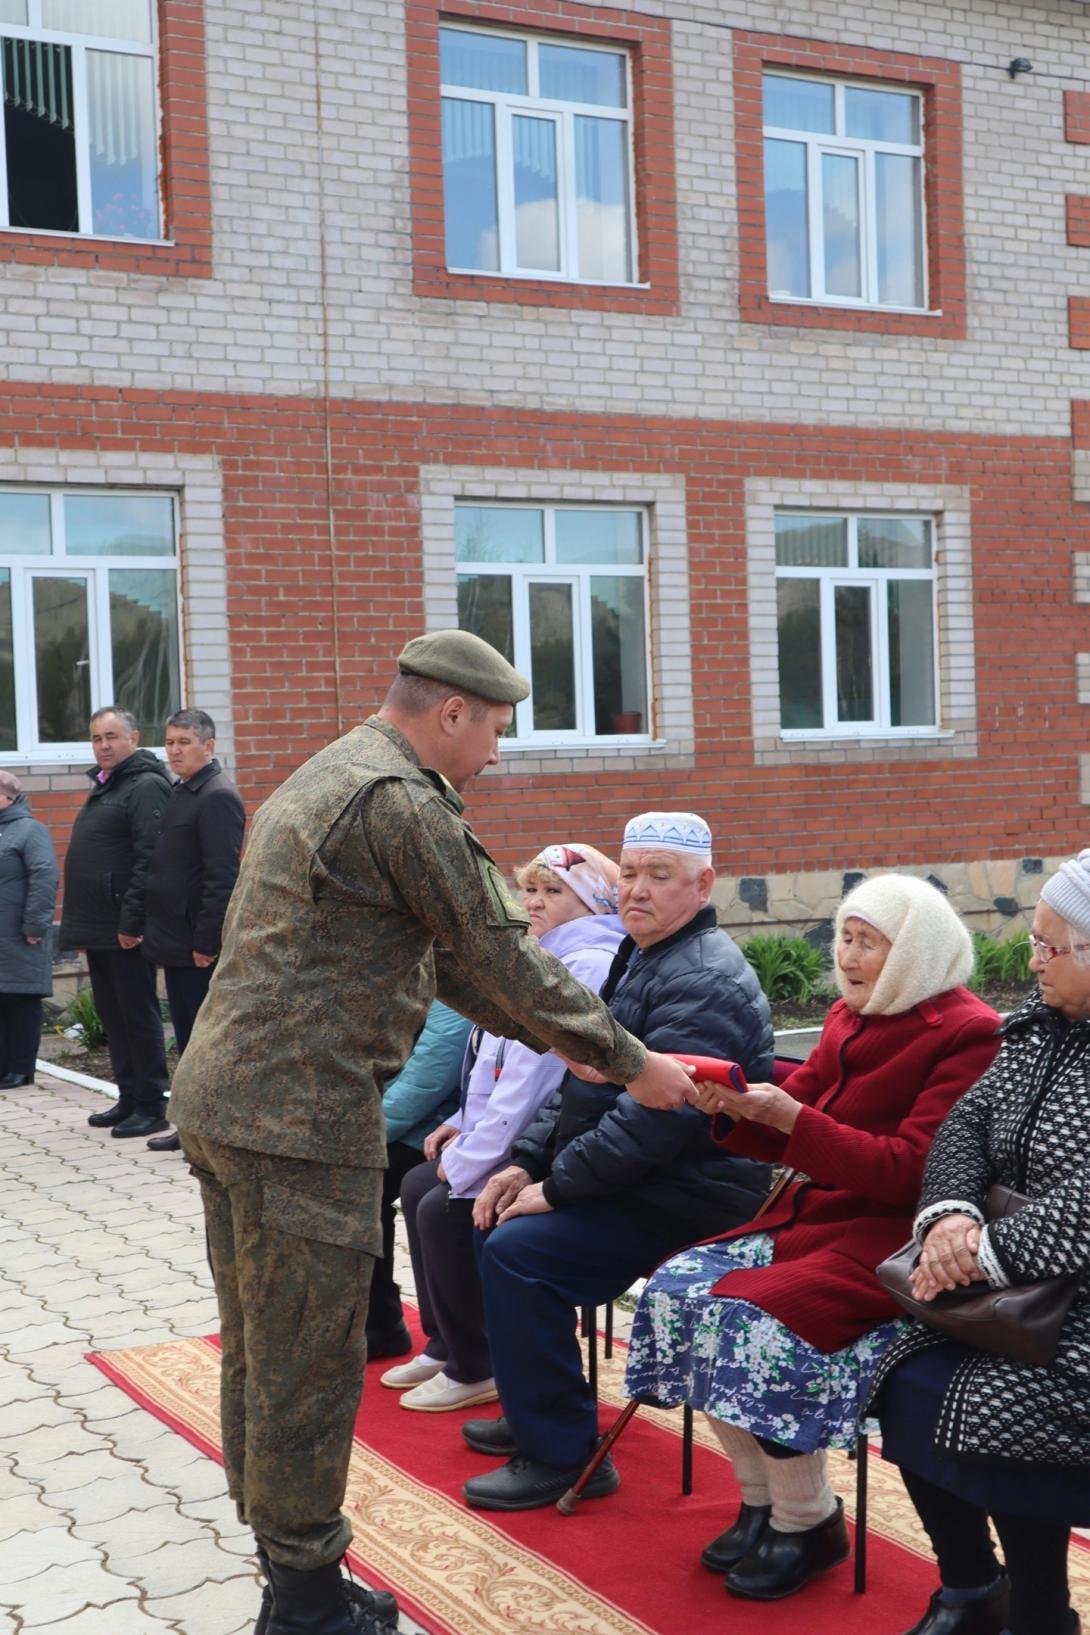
[{"xmin": 180, "ymin": 1131, "xmax": 382, "ymax": 1571}]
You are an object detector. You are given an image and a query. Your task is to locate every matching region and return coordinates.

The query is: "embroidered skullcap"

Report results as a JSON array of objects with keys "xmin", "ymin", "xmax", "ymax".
[
  {"xmin": 397, "ymin": 629, "xmax": 530, "ymax": 704},
  {"xmin": 0, "ymin": 771, "xmax": 21, "ymax": 799},
  {"xmin": 1040, "ymin": 848, "xmax": 1090, "ymax": 940},
  {"xmin": 622, "ymin": 811, "xmax": 713, "ymax": 864},
  {"xmin": 528, "ymin": 844, "xmax": 619, "ymax": 915},
  {"xmin": 835, "ymin": 873, "xmax": 973, "ymax": 1016}
]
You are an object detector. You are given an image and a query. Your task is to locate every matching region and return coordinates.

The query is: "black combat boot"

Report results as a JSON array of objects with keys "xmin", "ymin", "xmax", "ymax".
[{"xmin": 264, "ymin": 1558, "xmax": 399, "ymax": 1634}]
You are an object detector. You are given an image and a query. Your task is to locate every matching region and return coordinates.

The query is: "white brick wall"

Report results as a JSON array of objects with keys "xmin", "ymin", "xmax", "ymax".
[{"xmin": 0, "ymin": 0, "xmax": 1085, "ymax": 434}]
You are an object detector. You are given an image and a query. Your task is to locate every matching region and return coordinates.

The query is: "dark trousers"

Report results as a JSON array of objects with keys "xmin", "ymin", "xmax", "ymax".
[
  {"xmin": 0, "ymin": 993, "xmax": 43, "ymax": 1081},
  {"xmin": 477, "ymin": 1200, "xmax": 674, "ymax": 1468},
  {"xmin": 901, "ymin": 1466, "xmax": 1075, "ymax": 1635},
  {"xmin": 181, "ymin": 1130, "xmax": 381, "ymax": 1571},
  {"xmin": 163, "ymin": 962, "xmax": 214, "ymax": 1057},
  {"xmin": 400, "ymin": 1157, "xmax": 492, "ymax": 1382},
  {"xmin": 86, "ymin": 947, "xmax": 169, "ymax": 1115},
  {"xmin": 367, "ymin": 1139, "xmax": 428, "ymax": 1338}
]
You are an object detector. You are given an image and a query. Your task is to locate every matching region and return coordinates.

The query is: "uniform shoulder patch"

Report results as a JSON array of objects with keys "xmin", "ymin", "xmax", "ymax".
[{"xmin": 465, "ymin": 831, "xmax": 531, "ymax": 928}]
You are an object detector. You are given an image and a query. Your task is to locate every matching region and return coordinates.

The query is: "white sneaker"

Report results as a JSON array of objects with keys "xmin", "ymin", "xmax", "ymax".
[
  {"xmin": 380, "ymin": 1352, "xmax": 447, "ymax": 1389},
  {"xmin": 399, "ymin": 1371, "xmax": 499, "ymax": 1412}
]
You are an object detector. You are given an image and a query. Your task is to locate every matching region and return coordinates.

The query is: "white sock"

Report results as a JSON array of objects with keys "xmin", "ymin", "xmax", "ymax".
[
  {"xmin": 703, "ymin": 1416, "xmax": 771, "ymax": 1508},
  {"xmin": 764, "ymin": 1448, "xmax": 838, "ymax": 1533}
]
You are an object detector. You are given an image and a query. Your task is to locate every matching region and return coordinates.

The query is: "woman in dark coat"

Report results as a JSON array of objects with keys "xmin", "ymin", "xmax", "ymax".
[
  {"xmin": 871, "ymin": 850, "xmax": 1090, "ymax": 1635},
  {"xmin": 625, "ymin": 874, "xmax": 1000, "ymax": 1603},
  {"xmin": 0, "ymin": 773, "xmax": 59, "ymax": 1088}
]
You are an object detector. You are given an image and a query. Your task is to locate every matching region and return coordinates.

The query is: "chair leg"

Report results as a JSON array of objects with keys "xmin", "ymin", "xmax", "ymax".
[
  {"xmin": 604, "ymin": 1298, "xmax": 614, "ymax": 1360},
  {"xmin": 583, "ymin": 1305, "xmax": 598, "ymax": 1398},
  {"xmin": 853, "ymin": 1431, "xmax": 868, "ymax": 1594},
  {"xmin": 681, "ymin": 1403, "xmax": 694, "ymax": 1496}
]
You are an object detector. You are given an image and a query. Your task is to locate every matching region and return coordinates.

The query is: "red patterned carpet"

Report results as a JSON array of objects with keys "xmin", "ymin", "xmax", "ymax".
[{"xmin": 89, "ymin": 1315, "xmax": 1090, "ymax": 1635}]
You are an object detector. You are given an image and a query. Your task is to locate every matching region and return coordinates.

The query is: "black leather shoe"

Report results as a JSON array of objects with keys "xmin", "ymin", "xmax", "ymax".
[
  {"xmin": 111, "ymin": 1112, "xmax": 169, "ymax": 1139},
  {"xmin": 701, "ymin": 1503, "xmax": 772, "ymax": 1573},
  {"xmin": 463, "ymin": 1451, "xmax": 619, "ymax": 1512},
  {"xmin": 365, "ymin": 1320, "xmax": 413, "ymax": 1361},
  {"xmin": 147, "ymin": 1130, "xmax": 182, "ymax": 1152},
  {"xmin": 0, "ymin": 1072, "xmax": 32, "ymax": 1088},
  {"xmin": 88, "ymin": 1100, "xmax": 132, "ymax": 1127},
  {"xmin": 899, "ymin": 1575, "xmax": 1009, "ymax": 1635},
  {"xmin": 725, "ymin": 1498, "xmax": 850, "ymax": 1600},
  {"xmin": 462, "ymin": 1415, "xmax": 518, "ymax": 1456}
]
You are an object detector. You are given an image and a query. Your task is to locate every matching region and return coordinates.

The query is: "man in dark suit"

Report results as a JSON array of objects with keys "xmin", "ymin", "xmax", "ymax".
[{"xmin": 142, "ymin": 709, "xmax": 245, "ymax": 1152}]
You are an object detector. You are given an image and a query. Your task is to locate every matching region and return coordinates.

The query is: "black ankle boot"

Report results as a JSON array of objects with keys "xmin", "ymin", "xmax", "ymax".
[
  {"xmin": 701, "ymin": 1503, "xmax": 772, "ymax": 1573},
  {"xmin": 264, "ymin": 1559, "xmax": 399, "ymax": 1634},
  {"xmin": 725, "ymin": 1498, "xmax": 850, "ymax": 1600},
  {"xmin": 899, "ymin": 1573, "xmax": 1010, "ymax": 1635}
]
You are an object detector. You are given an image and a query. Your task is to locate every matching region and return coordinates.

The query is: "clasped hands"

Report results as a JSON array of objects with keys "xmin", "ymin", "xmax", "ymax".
[{"xmin": 910, "ymin": 1213, "xmax": 983, "ymax": 1302}]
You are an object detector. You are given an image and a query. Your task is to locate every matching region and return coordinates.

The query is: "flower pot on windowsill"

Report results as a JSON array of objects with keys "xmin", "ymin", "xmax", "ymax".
[{"xmin": 611, "ymin": 711, "xmax": 643, "ymax": 735}]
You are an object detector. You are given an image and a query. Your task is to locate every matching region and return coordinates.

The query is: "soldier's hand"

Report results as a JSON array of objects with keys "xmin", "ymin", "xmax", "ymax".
[
  {"xmin": 556, "ymin": 1054, "xmax": 609, "ymax": 1085},
  {"xmin": 473, "ymin": 1165, "xmax": 530, "ymax": 1230},
  {"xmin": 626, "ymin": 1051, "xmax": 699, "ymax": 1110},
  {"xmin": 423, "ymin": 1124, "xmax": 459, "ymax": 1162}
]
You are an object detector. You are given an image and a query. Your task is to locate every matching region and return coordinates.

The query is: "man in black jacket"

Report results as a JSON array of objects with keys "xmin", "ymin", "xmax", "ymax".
[
  {"xmin": 142, "ymin": 709, "xmax": 246, "ymax": 1153},
  {"xmin": 60, "ymin": 707, "xmax": 172, "ymax": 1139},
  {"xmin": 461, "ymin": 810, "xmax": 774, "ymax": 1511}
]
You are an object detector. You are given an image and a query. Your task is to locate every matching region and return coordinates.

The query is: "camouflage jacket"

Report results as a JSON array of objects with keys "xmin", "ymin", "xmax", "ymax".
[{"xmin": 169, "ymin": 718, "xmax": 646, "ymax": 1167}]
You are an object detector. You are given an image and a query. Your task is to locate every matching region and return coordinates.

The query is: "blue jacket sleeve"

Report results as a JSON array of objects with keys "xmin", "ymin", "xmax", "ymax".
[{"xmin": 381, "ymin": 1000, "xmax": 472, "ymax": 1145}]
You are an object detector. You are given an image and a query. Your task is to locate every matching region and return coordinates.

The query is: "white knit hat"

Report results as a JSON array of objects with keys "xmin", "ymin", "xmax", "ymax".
[
  {"xmin": 622, "ymin": 811, "xmax": 712, "ymax": 864},
  {"xmin": 835, "ymin": 874, "xmax": 974, "ymax": 1016},
  {"xmin": 1039, "ymin": 849, "xmax": 1090, "ymax": 941}
]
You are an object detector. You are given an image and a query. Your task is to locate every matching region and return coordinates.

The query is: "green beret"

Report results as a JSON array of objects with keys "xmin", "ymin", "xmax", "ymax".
[{"xmin": 398, "ymin": 629, "xmax": 530, "ymax": 705}]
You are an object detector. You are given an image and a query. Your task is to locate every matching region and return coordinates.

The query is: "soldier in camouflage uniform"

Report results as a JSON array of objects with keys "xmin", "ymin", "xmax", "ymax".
[{"xmin": 170, "ymin": 630, "xmax": 698, "ymax": 1635}]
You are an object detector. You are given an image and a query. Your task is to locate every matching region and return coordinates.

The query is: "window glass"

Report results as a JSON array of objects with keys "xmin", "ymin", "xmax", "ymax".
[
  {"xmin": 3, "ymin": 39, "xmax": 77, "ymax": 232},
  {"xmin": 555, "ymin": 509, "xmax": 641, "ymax": 565},
  {"xmin": 457, "ymin": 573, "xmax": 514, "ymax": 662},
  {"xmin": 0, "ymin": 569, "xmax": 14, "ymax": 751},
  {"xmin": 591, "ymin": 576, "xmax": 645, "ymax": 734},
  {"xmin": 875, "ymin": 153, "xmax": 922, "ymax": 308},
  {"xmin": 0, "ymin": 2, "xmax": 27, "ymax": 24},
  {"xmin": 529, "ymin": 582, "xmax": 576, "ymax": 731},
  {"xmin": 442, "ymin": 98, "xmax": 499, "ymax": 271},
  {"xmin": 888, "ymin": 580, "xmax": 935, "ymax": 726},
  {"xmin": 844, "ymin": 86, "xmax": 918, "ymax": 144},
  {"xmin": 439, "ymin": 27, "xmax": 526, "ymax": 94},
  {"xmin": 64, "ymin": 493, "xmax": 174, "ymax": 555},
  {"xmin": 834, "ymin": 584, "xmax": 873, "ymax": 721},
  {"xmin": 0, "ymin": 492, "xmax": 51, "ymax": 554},
  {"xmin": 456, "ymin": 506, "xmax": 544, "ymax": 564},
  {"xmin": 764, "ymin": 139, "xmax": 809, "ymax": 298},
  {"xmin": 763, "ymin": 74, "xmax": 834, "ymax": 134},
  {"xmin": 110, "ymin": 568, "xmax": 180, "ymax": 744},
  {"xmin": 513, "ymin": 115, "xmax": 559, "ymax": 271},
  {"xmin": 539, "ymin": 43, "xmax": 625, "ymax": 108},
  {"xmin": 857, "ymin": 517, "xmax": 931, "ymax": 570},
  {"xmin": 33, "ymin": 574, "xmax": 91, "ymax": 743},
  {"xmin": 574, "ymin": 116, "xmax": 629, "ymax": 282},
  {"xmin": 88, "ymin": 49, "xmax": 158, "ymax": 239},
  {"xmin": 775, "ymin": 515, "xmax": 847, "ymax": 568},
  {"xmin": 43, "ymin": 0, "xmax": 152, "ymax": 42},
  {"xmin": 777, "ymin": 578, "xmax": 823, "ymax": 729},
  {"xmin": 822, "ymin": 153, "xmax": 861, "ymax": 298}
]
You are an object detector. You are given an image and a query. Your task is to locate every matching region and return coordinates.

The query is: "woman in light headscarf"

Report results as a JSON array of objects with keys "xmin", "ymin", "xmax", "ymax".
[
  {"xmin": 625, "ymin": 874, "xmax": 1001, "ymax": 1603},
  {"xmin": 382, "ymin": 844, "xmax": 625, "ymax": 1412}
]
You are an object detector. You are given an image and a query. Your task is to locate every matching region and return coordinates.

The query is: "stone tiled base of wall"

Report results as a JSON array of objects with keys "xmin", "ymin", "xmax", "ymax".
[{"xmin": 712, "ymin": 856, "xmax": 1059, "ymax": 948}]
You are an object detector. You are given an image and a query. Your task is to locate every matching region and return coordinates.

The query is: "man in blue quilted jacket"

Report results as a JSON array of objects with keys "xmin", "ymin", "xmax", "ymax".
[{"xmin": 461, "ymin": 811, "xmax": 774, "ymax": 1511}]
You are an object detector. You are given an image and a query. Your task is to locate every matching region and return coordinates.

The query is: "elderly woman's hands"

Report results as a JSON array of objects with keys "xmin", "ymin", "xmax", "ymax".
[
  {"xmin": 472, "ymin": 1165, "xmax": 532, "ymax": 1230},
  {"xmin": 910, "ymin": 1213, "xmax": 983, "ymax": 1301},
  {"xmin": 692, "ymin": 1078, "xmax": 802, "ymax": 1134}
]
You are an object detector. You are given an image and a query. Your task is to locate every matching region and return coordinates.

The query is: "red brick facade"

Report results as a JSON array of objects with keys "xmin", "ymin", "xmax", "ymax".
[
  {"xmin": 733, "ymin": 31, "xmax": 967, "ymax": 339},
  {"xmin": 9, "ymin": 384, "xmax": 1085, "ymax": 876},
  {"xmin": 0, "ymin": 1, "xmax": 211, "ymax": 279},
  {"xmin": 1067, "ymin": 195, "xmax": 1090, "ymax": 248},
  {"xmin": 1065, "ymin": 90, "xmax": 1090, "ymax": 144}
]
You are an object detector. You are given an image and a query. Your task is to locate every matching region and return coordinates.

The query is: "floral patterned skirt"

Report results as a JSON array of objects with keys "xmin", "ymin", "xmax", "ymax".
[{"xmin": 623, "ymin": 1233, "xmax": 904, "ymax": 1453}]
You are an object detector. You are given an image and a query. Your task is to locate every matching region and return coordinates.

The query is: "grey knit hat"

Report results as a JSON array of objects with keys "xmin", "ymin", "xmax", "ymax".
[
  {"xmin": 0, "ymin": 771, "xmax": 22, "ymax": 799},
  {"xmin": 1040, "ymin": 849, "xmax": 1090, "ymax": 940}
]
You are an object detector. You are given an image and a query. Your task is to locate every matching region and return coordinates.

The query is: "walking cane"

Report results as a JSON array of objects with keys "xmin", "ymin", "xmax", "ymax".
[{"xmin": 556, "ymin": 1062, "xmax": 796, "ymax": 1517}]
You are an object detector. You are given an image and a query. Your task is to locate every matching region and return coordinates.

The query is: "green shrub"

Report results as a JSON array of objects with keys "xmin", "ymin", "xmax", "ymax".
[
  {"xmin": 742, "ymin": 934, "xmax": 829, "ymax": 1005},
  {"xmin": 969, "ymin": 930, "xmax": 1032, "ymax": 993},
  {"xmin": 64, "ymin": 988, "xmax": 108, "ymax": 1049},
  {"xmin": 998, "ymin": 930, "xmax": 1032, "ymax": 984}
]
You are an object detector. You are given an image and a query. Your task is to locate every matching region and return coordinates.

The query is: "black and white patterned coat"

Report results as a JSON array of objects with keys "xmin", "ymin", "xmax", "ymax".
[{"xmin": 871, "ymin": 991, "xmax": 1090, "ymax": 1469}]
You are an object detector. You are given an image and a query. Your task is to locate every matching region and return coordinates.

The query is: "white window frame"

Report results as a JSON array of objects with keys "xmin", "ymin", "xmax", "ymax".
[
  {"xmin": 775, "ymin": 510, "xmax": 939, "ymax": 738},
  {"xmin": 763, "ymin": 71, "xmax": 928, "ymax": 313},
  {"xmin": 455, "ymin": 502, "xmax": 652, "ymax": 747},
  {"xmin": 0, "ymin": 486, "xmax": 183, "ymax": 760},
  {"xmin": 0, "ymin": 2, "xmax": 164, "ymax": 243},
  {"xmin": 440, "ymin": 22, "xmax": 638, "ymax": 286}
]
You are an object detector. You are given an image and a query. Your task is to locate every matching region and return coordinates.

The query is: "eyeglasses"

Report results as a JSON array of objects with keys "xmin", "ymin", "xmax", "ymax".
[{"xmin": 1027, "ymin": 933, "xmax": 1090, "ymax": 965}]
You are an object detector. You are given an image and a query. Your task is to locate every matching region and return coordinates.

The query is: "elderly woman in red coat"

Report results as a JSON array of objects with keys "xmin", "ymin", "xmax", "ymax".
[{"xmin": 623, "ymin": 874, "xmax": 1000, "ymax": 1604}]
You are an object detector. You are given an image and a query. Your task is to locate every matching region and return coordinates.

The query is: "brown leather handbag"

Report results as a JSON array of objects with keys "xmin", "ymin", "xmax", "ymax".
[{"xmin": 876, "ymin": 1185, "xmax": 1080, "ymax": 1367}]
